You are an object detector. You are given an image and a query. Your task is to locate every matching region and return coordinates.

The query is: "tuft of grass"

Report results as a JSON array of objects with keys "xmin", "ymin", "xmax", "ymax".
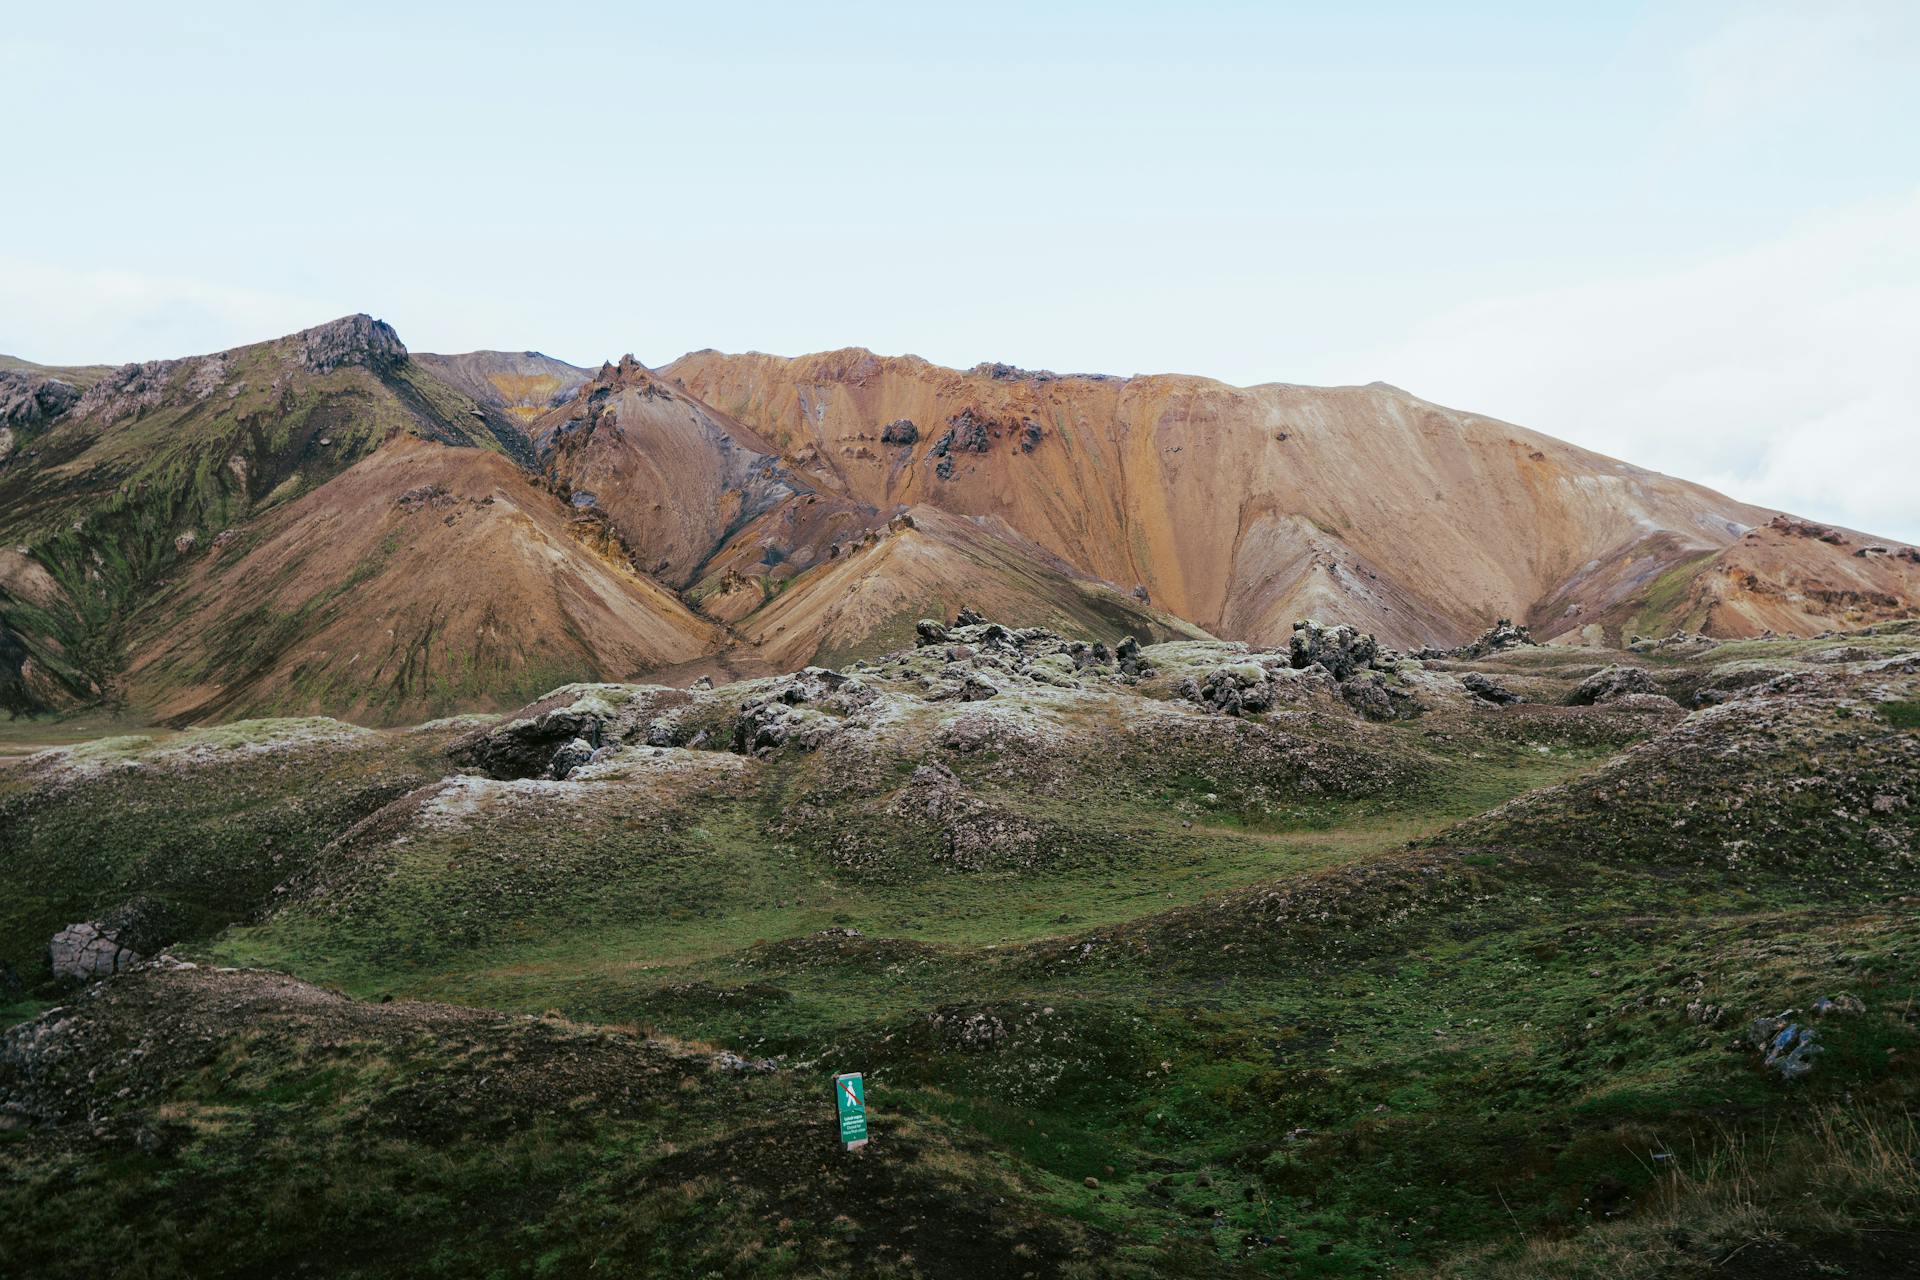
[{"xmin": 1437, "ymin": 1105, "xmax": 1920, "ymax": 1278}]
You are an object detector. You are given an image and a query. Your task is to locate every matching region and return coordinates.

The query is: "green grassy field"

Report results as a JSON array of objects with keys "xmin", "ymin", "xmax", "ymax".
[{"xmin": 3, "ymin": 636, "xmax": 1916, "ymax": 1278}]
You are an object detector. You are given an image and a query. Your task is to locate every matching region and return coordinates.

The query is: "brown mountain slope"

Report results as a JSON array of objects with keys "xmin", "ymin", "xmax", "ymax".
[
  {"xmin": 0, "ymin": 318, "xmax": 728, "ymax": 723},
  {"xmin": 661, "ymin": 349, "xmax": 1815, "ymax": 647},
  {"xmin": 1547, "ymin": 515, "xmax": 1920, "ymax": 643},
  {"xmin": 525, "ymin": 356, "xmax": 832, "ymax": 587},
  {"xmin": 0, "ymin": 315, "xmax": 504, "ymax": 714},
  {"xmin": 410, "ymin": 349, "xmax": 592, "ymax": 469},
  {"xmin": 411, "ymin": 350, "xmax": 592, "ymax": 422},
  {"xmin": 734, "ymin": 505, "xmax": 1209, "ymax": 670},
  {"xmin": 124, "ymin": 436, "xmax": 723, "ymax": 725},
  {"xmin": 532, "ymin": 364, "xmax": 907, "ymax": 613},
  {"xmin": 11, "ymin": 316, "xmax": 1915, "ymax": 725}
]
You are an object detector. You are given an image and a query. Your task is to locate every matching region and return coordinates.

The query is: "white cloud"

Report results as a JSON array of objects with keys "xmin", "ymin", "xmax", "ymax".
[
  {"xmin": 0, "ymin": 259, "xmax": 335, "ymax": 366},
  {"xmin": 1373, "ymin": 190, "xmax": 1920, "ymax": 544}
]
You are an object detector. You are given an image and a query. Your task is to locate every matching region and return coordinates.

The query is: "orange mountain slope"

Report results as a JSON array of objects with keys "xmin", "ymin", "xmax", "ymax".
[
  {"xmin": 734, "ymin": 505, "xmax": 1209, "ymax": 670},
  {"xmin": 662, "ymin": 348, "xmax": 1888, "ymax": 647},
  {"xmin": 6, "ymin": 316, "xmax": 1917, "ymax": 724},
  {"xmin": 525, "ymin": 356, "xmax": 824, "ymax": 587},
  {"xmin": 1546, "ymin": 515, "xmax": 1920, "ymax": 643}
]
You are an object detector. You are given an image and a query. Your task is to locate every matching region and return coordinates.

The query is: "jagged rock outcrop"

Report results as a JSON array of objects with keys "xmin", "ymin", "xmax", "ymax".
[
  {"xmin": 449, "ymin": 686, "xmax": 705, "ymax": 779},
  {"xmin": 928, "ymin": 673, "xmax": 1000, "ymax": 702},
  {"xmin": 929, "ymin": 412, "xmax": 996, "ymax": 479},
  {"xmin": 47, "ymin": 923, "xmax": 141, "ymax": 982},
  {"xmin": 1691, "ymin": 663, "xmax": 1796, "ymax": 707},
  {"xmin": 1414, "ymin": 617, "xmax": 1538, "ymax": 660},
  {"xmin": 1628, "ymin": 631, "xmax": 1720, "ymax": 654},
  {"xmin": 1461, "ymin": 672, "xmax": 1523, "ymax": 705},
  {"xmin": 880, "ymin": 418, "xmax": 918, "ymax": 445},
  {"xmin": 549, "ymin": 737, "xmax": 597, "ymax": 780},
  {"xmin": 1289, "ymin": 619, "xmax": 1385, "ymax": 681},
  {"xmin": 0, "ymin": 370, "xmax": 80, "ymax": 430},
  {"xmin": 1181, "ymin": 662, "xmax": 1282, "ymax": 717},
  {"xmin": 734, "ymin": 667, "xmax": 878, "ymax": 754},
  {"xmin": 1339, "ymin": 672, "xmax": 1423, "ymax": 721},
  {"xmin": 1750, "ymin": 1015, "xmax": 1822, "ymax": 1081},
  {"xmin": 450, "ymin": 701, "xmax": 606, "ymax": 777},
  {"xmin": 73, "ymin": 359, "xmax": 188, "ymax": 424},
  {"xmin": 1569, "ymin": 665, "xmax": 1660, "ymax": 705},
  {"xmin": 1461, "ymin": 618, "xmax": 1536, "ymax": 657},
  {"xmin": 1766, "ymin": 515, "xmax": 1847, "ymax": 546},
  {"xmin": 1174, "ymin": 620, "xmax": 1424, "ymax": 721},
  {"xmin": 296, "ymin": 314, "xmax": 408, "ymax": 375}
]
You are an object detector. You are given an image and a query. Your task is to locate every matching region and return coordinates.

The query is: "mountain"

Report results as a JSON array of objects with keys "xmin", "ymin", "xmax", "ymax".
[
  {"xmin": 1546, "ymin": 514, "xmax": 1920, "ymax": 641},
  {"xmin": 409, "ymin": 349, "xmax": 592, "ymax": 424},
  {"xmin": 0, "ymin": 318, "xmax": 720, "ymax": 722},
  {"xmin": 525, "ymin": 354, "xmax": 810, "ymax": 586},
  {"xmin": 512, "ymin": 354, "xmax": 1191, "ymax": 669},
  {"xmin": 409, "ymin": 349, "xmax": 591, "ymax": 467},
  {"xmin": 662, "ymin": 348, "xmax": 1920, "ymax": 647},
  {"xmin": 124, "ymin": 435, "xmax": 721, "ymax": 725},
  {"xmin": 4, "ymin": 316, "xmax": 1916, "ymax": 725}
]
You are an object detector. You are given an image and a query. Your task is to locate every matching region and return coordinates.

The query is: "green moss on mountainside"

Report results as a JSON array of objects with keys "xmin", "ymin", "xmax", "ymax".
[{"xmin": 0, "ymin": 330, "xmax": 505, "ymax": 716}]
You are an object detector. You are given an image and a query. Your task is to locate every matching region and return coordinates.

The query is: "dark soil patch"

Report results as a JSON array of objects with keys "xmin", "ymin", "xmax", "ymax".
[{"xmin": 642, "ymin": 1115, "xmax": 1105, "ymax": 1278}]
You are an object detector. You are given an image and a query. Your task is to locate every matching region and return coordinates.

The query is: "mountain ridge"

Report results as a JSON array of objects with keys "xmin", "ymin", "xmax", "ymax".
[{"xmin": 3, "ymin": 314, "xmax": 1915, "ymax": 724}]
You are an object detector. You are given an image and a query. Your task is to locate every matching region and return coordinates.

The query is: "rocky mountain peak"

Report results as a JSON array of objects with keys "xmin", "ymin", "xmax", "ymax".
[
  {"xmin": 589, "ymin": 354, "xmax": 665, "ymax": 392},
  {"xmin": 295, "ymin": 314, "xmax": 408, "ymax": 375}
]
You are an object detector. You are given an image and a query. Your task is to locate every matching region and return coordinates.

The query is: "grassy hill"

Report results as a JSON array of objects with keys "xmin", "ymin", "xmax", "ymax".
[{"xmin": 3, "ymin": 620, "xmax": 1915, "ymax": 1277}]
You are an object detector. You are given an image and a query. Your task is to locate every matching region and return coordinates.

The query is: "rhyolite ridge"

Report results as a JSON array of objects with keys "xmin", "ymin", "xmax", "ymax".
[{"xmin": 3, "ymin": 314, "xmax": 1918, "ymax": 725}]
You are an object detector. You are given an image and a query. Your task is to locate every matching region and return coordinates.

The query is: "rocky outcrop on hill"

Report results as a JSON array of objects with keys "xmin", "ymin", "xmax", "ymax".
[
  {"xmin": 47, "ymin": 922, "xmax": 141, "ymax": 982},
  {"xmin": 1569, "ymin": 665, "xmax": 1661, "ymax": 705},
  {"xmin": 1414, "ymin": 617, "xmax": 1538, "ymax": 660},
  {"xmin": 1180, "ymin": 660, "xmax": 1310, "ymax": 716},
  {"xmin": 1288, "ymin": 619, "xmax": 1386, "ymax": 680},
  {"xmin": 910, "ymin": 613, "xmax": 1131, "ymax": 688},
  {"xmin": 1462, "ymin": 617, "xmax": 1537, "ymax": 657},
  {"xmin": 0, "ymin": 370, "xmax": 80, "ymax": 430},
  {"xmin": 296, "ymin": 314, "xmax": 408, "ymax": 375},
  {"xmin": 448, "ymin": 685, "xmax": 703, "ymax": 778},
  {"xmin": 1461, "ymin": 672, "xmax": 1523, "ymax": 705},
  {"xmin": 928, "ymin": 412, "xmax": 994, "ymax": 479},
  {"xmin": 734, "ymin": 667, "xmax": 879, "ymax": 754},
  {"xmin": 548, "ymin": 737, "xmax": 598, "ymax": 780},
  {"xmin": 1766, "ymin": 515, "xmax": 1848, "ymax": 546},
  {"xmin": 72, "ymin": 359, "xmax": 192, "ymax": 424},
  {"xmin": 1167, "ymin": 620, "xmax": 1433, "ymax": 721},
  {"xmin": 1628, "ymin": 631, "xmax": 1720, "ymax": 655}
]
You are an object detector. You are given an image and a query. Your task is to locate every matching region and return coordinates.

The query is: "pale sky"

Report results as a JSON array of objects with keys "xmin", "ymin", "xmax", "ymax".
[{"xmin": 4, "ymin": 1, "xmax": 1915, "ymax": 540}]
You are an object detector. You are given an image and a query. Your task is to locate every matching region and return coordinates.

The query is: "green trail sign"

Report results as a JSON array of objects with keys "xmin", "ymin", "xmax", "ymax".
[{"xmin": 834, "ymin": 1072, "xmax": 868, "ymax": 1149}]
